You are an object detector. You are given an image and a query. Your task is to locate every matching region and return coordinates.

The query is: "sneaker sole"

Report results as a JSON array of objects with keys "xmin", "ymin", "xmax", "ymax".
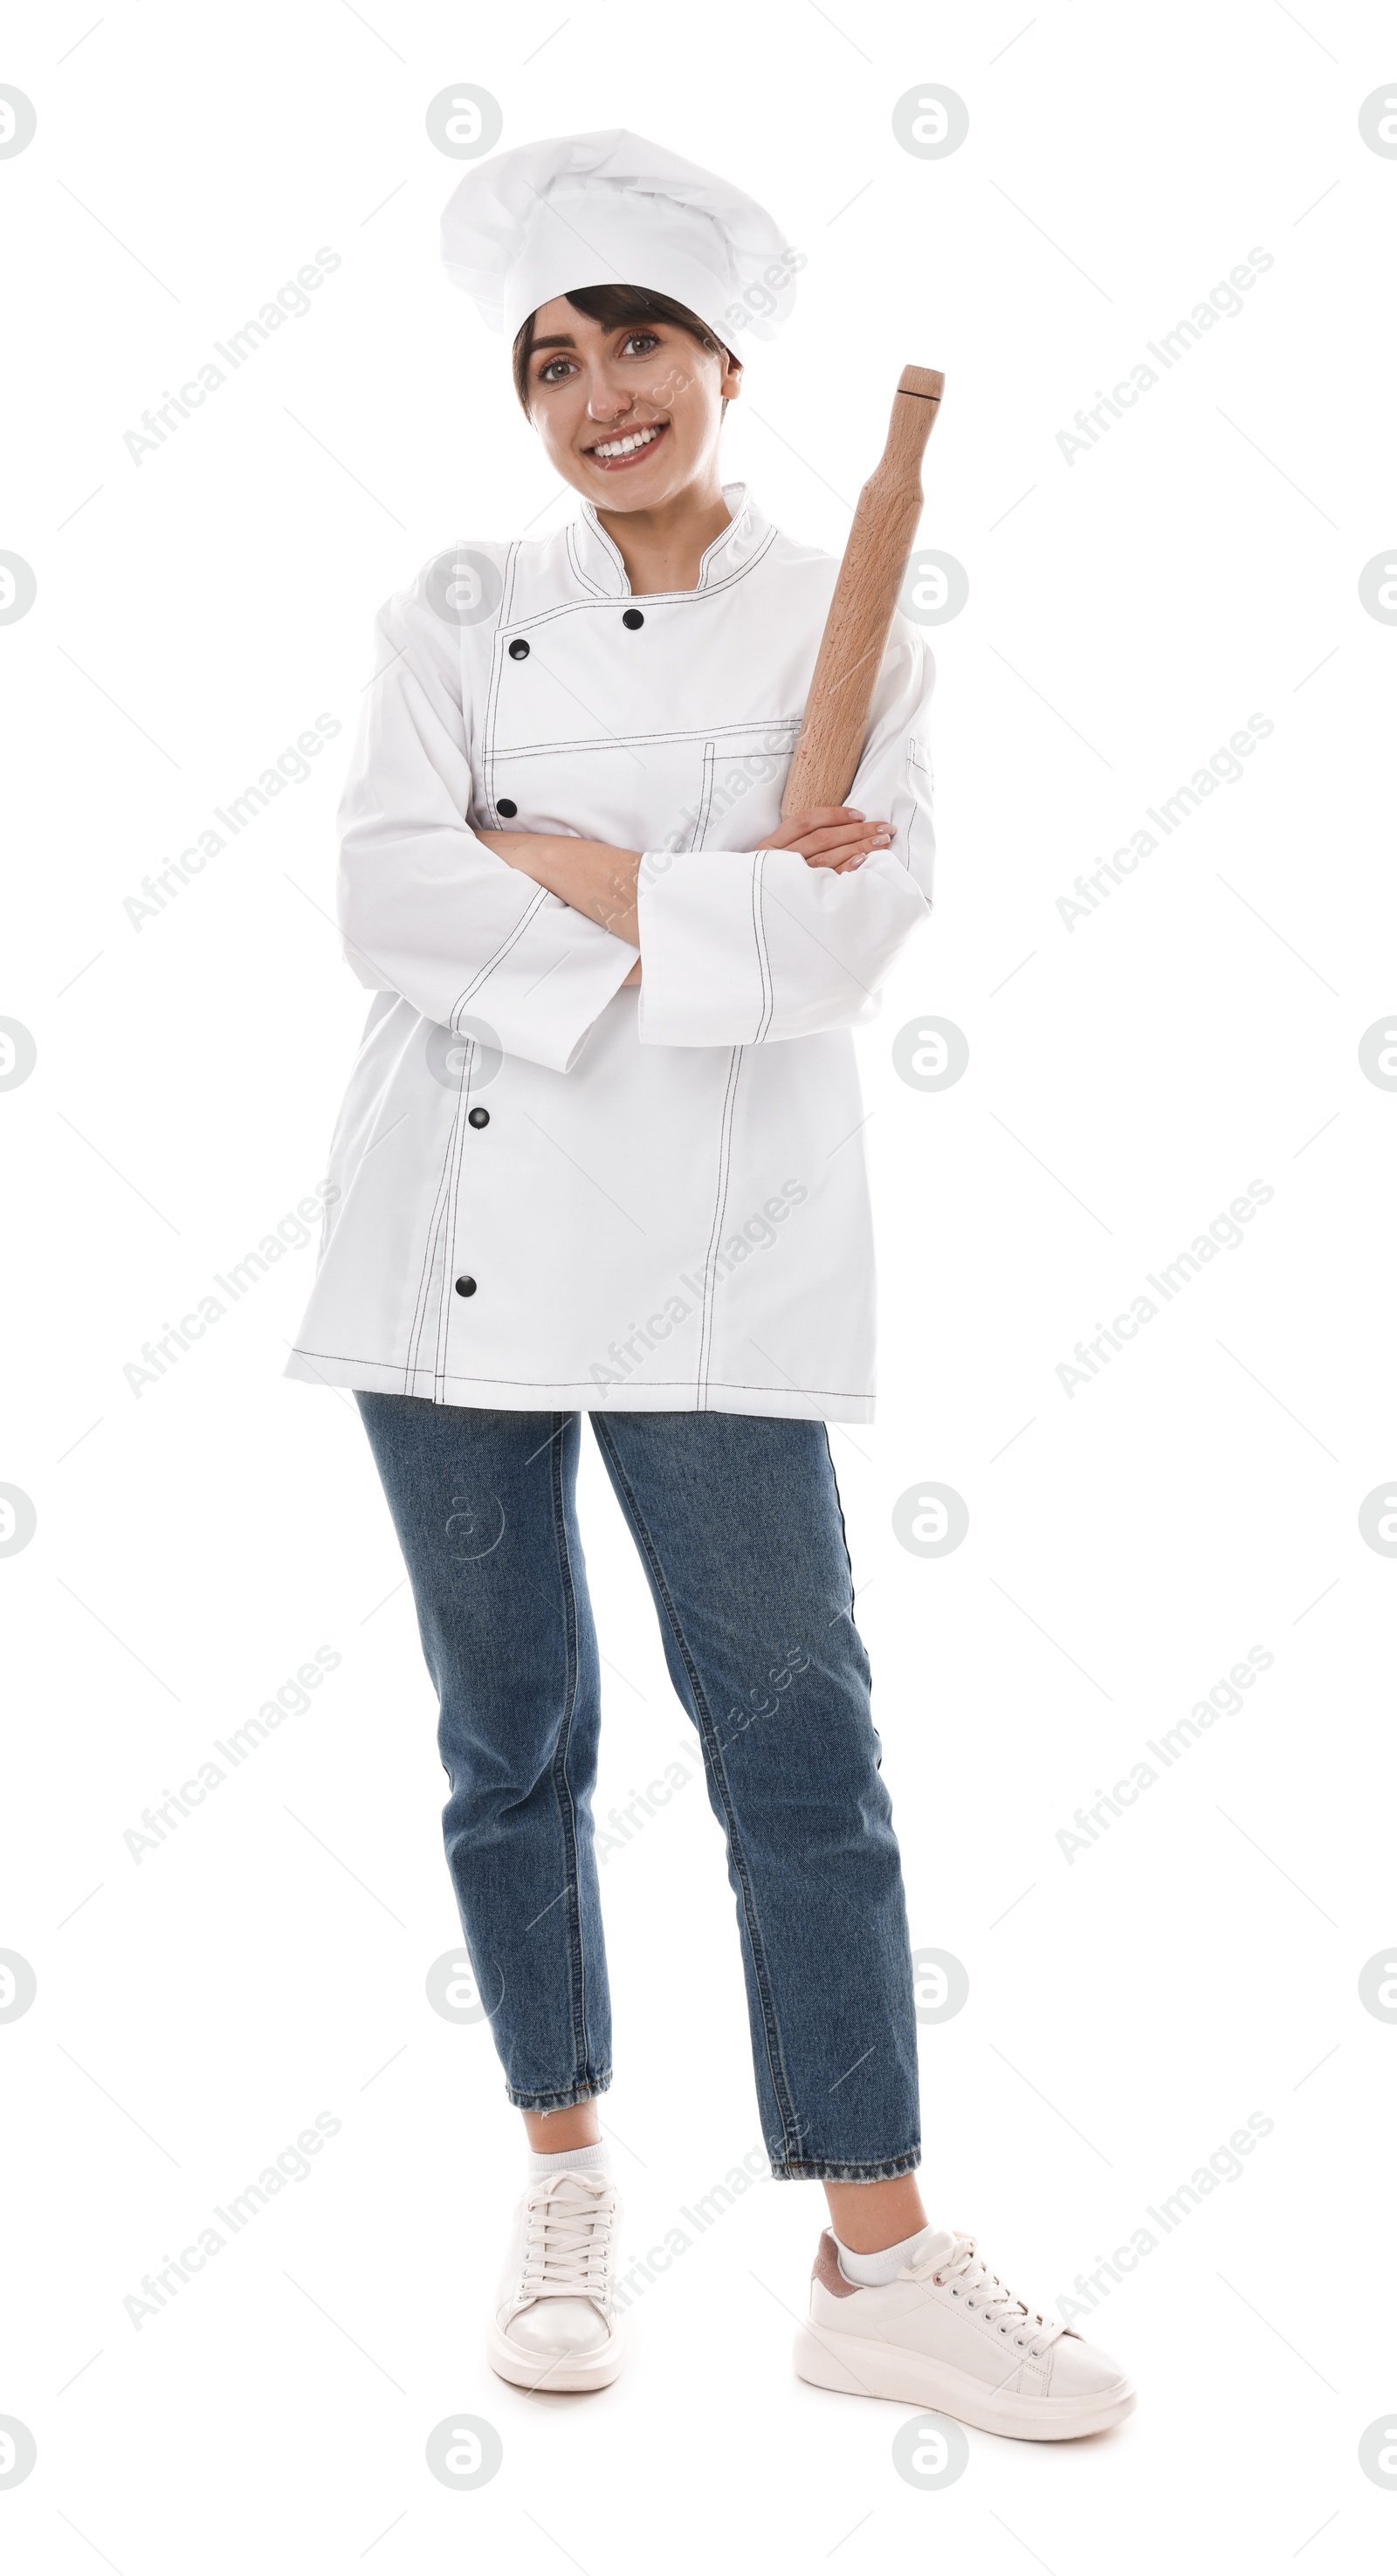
[
  {"xmin": 793, "ymin": 2323, "xmax": 1136, "ymax": 2441},
  {"xmin": 486, "ymin": 2320, "xmax": 626, "ymax": 2394}
]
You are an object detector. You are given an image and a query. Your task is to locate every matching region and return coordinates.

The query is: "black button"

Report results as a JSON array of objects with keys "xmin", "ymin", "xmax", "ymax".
[
  {"xmin": 454, "ymin": 1275, "xmax": 477, "ymax": 1297},
  {"xmin": 496, "ymin": 798, "xmax": 518, "ymax": 817},
  {"xmin": 622, "ymin": 608, "xmax": 644, "ymax": 630},
  {"xmin": 508, "ymin": 638, "xmax": 530, "ymax": 660},
  {"xmin": 467, "ymin": 1107, "xmax": 490, "ymax": 1130}
]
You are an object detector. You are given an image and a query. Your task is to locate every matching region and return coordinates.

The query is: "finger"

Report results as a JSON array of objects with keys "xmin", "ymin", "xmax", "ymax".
[
  {"xmin": 794, "ymin": 828, "xmax": 889, "ymax": 861},
  {"xmin": 816, "ymin": 823, "xmax": 891, "ymax": 855},
  {"xmin": 800, "ymin": 829, "xmax": 891, "ymax": 863},
  {"xmin": 765, "ymin": 806, "xmax": 864, "ymax": 848},
  {"xmin": 805, "ymin": 816, "xmax": 888, "ymax": 844},
  {"xmin": 802, "ymin": 850, "xmax": 869, "ymax": 870}
]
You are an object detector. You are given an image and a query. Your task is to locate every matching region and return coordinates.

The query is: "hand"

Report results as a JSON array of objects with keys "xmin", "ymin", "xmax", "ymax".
[{"xmin": 758, "ymin": 807, "xmax": 892, "ymax": 872}]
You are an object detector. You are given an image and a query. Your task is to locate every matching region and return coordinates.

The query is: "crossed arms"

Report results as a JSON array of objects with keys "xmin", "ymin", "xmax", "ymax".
[{"xmin": 477, "ymin": 807, "xmax": 894, "ymax": 982}]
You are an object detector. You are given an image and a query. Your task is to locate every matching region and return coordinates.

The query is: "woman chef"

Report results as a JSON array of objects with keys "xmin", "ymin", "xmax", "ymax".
[{"xmin": 287, "ymin": 131, "xmax": 1133, "ymax": 2438}]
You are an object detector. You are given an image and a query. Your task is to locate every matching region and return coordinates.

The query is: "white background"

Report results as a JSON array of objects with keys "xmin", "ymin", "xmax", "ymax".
[{"xmin": 3, "ymin": 1, "xmax": 1396, "ymax": 2566}]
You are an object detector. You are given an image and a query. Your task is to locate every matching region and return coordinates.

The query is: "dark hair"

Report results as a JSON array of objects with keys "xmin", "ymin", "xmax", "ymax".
[{"xmin": 511, "ymin": 283, "xmax": 734, "ymax": 415}]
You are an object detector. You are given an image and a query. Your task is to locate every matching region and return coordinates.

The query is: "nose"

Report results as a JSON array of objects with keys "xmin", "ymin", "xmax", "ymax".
[{"xmin": 586, "ymin": 373, "xmax": 633, "ymax": 424}]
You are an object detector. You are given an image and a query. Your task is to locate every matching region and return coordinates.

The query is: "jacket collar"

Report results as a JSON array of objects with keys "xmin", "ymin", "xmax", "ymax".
[{"xmin": 572, "ymin": 481, "xmax": 764, "ymax": 599}]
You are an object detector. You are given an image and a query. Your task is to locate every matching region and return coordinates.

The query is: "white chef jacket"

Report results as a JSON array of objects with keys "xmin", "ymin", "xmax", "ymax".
[{"xmin": 285, "ymin": 483, "xmax": 935, "ymax": 1422}]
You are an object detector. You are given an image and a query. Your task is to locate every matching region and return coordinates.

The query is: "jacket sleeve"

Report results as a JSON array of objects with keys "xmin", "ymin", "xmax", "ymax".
[
  {"xmin": 337, "ymin": 568, "xmax": 639, "ymax": 1074},
  {"xmin": 634, "ymin": 618, "xmax": 935, "ymax": 1049}
]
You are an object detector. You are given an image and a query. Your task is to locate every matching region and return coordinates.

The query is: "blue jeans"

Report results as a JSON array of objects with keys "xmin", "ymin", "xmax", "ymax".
[{"xmin": 355, "ymin": 1398, "xmax": 921, "ymax": 2181}]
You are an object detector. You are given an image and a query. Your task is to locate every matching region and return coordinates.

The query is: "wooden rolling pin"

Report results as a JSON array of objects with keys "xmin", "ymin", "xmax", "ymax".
[{"xmin": 781, "ymin": 364, "xmax": 945, "ymax": 817}]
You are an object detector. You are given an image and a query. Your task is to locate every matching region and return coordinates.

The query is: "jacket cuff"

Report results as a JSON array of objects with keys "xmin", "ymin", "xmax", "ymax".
[
  {"xmin": 635, "ymin": 848, "xmax": 766, "ymax": 1048},
  {"xmin": 491, "ymin": 905, "xmax": 639, "ymax": 1072}
]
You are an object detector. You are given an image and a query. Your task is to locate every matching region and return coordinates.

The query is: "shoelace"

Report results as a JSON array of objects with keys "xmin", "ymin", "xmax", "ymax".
[
  {"xmin": 902, "ymin": 2230, "xmax": 1063, "ymax": 2359},
  {"xmin": 519, "ymin": 2171, "xmax": 616, "ymax": 2305}
]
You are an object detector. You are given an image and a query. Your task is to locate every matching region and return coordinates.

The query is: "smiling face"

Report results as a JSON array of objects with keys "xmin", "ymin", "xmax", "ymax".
[{"xmin": 520, "ymin": 292, "xmax": 743, "ymax": 512}]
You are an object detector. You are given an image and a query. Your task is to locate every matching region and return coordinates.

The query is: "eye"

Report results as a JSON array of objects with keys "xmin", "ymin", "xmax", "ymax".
[
  {"xmin": 536, "ymin": 356, "xmax": 575, "ymax": 385},
  {"xmin": 621, "ymin": 331, "xmax": 661, "ymax": 356}
]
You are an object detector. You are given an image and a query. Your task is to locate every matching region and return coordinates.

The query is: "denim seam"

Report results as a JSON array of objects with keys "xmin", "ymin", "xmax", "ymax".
[
  {"xmin": 504, "ymin": 2071, "xmax": 613, "ymax": 2114},
  {"xmin": 589, "ymin": 1417, "xmax": 804, "ymax": 2166},
  {"xmin": 821, "ymin": 1426, "xmax": 857, "ymax": 1621},
  {"xmin": 768, "ymin": 2147, "xmax": 921, "ymax": 2182},
  {"xmin": 547, "ymin": 1412, "xmax": 597, "ymax": 2097}
]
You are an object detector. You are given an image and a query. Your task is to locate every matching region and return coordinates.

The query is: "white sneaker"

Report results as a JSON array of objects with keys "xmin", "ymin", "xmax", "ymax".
[
  {"xmin": 794, "ymin": 2226, "xmax": 1135, "ymax": 2440},
  {"xmin": 486, "ymin": 2168, "xmax": 626, "ymax": 2394}
]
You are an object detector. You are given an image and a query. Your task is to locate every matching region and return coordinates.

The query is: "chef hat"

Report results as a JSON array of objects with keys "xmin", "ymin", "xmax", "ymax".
[{"xmin": 440, "ymin": 127, "xmax": 797, "ymax": 349}]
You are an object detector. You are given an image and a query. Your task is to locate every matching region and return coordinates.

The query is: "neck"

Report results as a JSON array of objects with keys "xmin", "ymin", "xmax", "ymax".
[{"xmin": 594, "ymin": 471, "xmax": 733, "ymax": 595}]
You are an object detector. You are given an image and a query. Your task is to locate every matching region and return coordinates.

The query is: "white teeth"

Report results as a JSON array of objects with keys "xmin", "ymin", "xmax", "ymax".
[{"xmin": 592, "ymin": 424, "xmax": 662, "ymax": 459}]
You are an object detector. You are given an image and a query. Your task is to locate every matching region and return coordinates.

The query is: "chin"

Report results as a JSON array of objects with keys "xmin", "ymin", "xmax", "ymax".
[{"xmin": 598, "ymin": 476, "xmax": 681, "ymax": 508}]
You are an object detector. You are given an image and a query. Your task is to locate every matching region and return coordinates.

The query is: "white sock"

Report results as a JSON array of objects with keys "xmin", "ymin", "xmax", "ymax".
[
  {"xmin": 834, "ymin": 2222, "xmax": 936, "ymax": 2287},
  {"xmin": 527, "ymin": 2140, "xmax": 612, "ymax": 2181}
]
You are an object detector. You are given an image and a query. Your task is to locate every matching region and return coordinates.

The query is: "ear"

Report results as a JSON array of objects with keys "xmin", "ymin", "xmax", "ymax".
[{"xmin": 719, "ymin": 348, "xmax": 744, "ymax": 402}]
